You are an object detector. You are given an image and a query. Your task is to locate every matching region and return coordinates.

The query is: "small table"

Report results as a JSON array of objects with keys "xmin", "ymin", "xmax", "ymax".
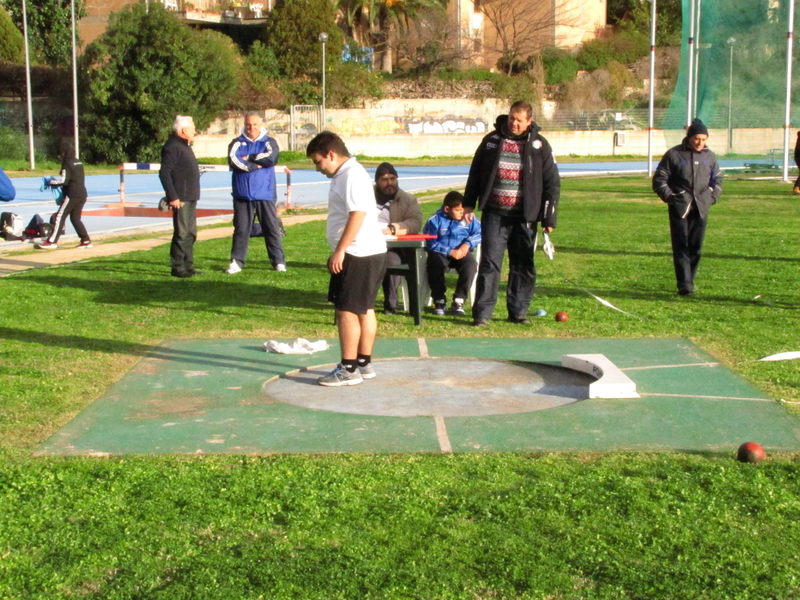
[{"xmin": 385, "ymin": 239, "xmax": 427, "ymax": 325}]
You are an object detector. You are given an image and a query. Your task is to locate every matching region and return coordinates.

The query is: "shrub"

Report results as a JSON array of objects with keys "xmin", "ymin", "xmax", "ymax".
[
  {"xmin": 541, "ymin": 47, "xmax": 579, "ymax": 86},
  {"xmin": 576, "ymin": 28, "xmax": 649, "ymax": 72}
]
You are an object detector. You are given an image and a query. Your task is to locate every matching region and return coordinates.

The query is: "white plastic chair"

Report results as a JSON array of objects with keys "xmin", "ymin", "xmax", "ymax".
[{"xmin": 399, "ymin": 244, "xmax": 481, "ymax": 310}]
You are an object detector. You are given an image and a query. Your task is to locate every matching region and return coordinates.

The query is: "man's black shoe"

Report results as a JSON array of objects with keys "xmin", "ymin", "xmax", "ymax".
[
  {"xmin": 188, "ymin": 269, "xmax": 203, "ymax": 276},
  {"xmin": 383, "ymin": 307, "xmax": 397, "ymax": 315},
  {"xmin": 507, "ymin": 316, "xmax": 531, "ymax": 325},
  {"xmin": 473, "ymin": 318, "xmax": 489, "ymax": 327},
  {"xmin": 678, "ymin": 288, "xmax": 695, "ymax": 296},
  {"xmin": 171, "ymin": 270, "xmax": 193, "ymax": 278}
]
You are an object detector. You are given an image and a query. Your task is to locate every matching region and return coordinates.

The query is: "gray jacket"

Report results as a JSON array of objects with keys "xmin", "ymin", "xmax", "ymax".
[{"xmin": 653, "ymin": 139, "xmax": 722, "ymax": 220}]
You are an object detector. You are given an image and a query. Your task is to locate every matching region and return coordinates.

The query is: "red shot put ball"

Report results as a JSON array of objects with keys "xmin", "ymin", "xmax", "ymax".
[
  {"xmin": 737, "ymin": 441, "xmax": 766, "ymax": 463},
  {"xmin": 555, "ymin": 312, "xmax": 569, "ymax": 322}
]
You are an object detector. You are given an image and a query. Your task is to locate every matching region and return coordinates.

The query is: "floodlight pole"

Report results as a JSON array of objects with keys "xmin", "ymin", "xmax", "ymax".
[
  {"xmin": 686, "ymin": 0, "xmax": 696, "ymax": 127},
  {"xmin": 647, "ymin": 0, "xmax": 657, "ymax": 177},
  {"xmin": 319, "ymin": 32, "xmax": 328, "ymax": 131},
  {"xmin": 782, "ymin": 0, "xmax": 795, "ymax": 182},
  {"xmin": 727, "ymin": 38, "xmax": 735, "ymax": 153},
  {"xmin": 71, "ymin": 0, "xmax": 80, "ymax": 158},
  {"xmin": 22, "ymin": 0, "xmax": 35, "ymax": 169},
  {"xmin": 692, "ymin": 0, "xmax": 703, "ymax": 116}
]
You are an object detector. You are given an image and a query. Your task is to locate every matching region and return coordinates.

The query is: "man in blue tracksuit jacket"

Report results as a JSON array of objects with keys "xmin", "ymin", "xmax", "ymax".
[{"xmin": 226, "ymin": 112, "xmax": 286, "ymax": 274}]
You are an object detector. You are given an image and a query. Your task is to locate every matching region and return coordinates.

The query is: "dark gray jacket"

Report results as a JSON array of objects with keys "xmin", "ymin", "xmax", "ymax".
[
  {"xmin": 653, "ymin": 139, "xmax": 722, "ymax": 220},
  {"xmin": 159, "ymin": 133, "xmax": 200, "ymax": 203}
]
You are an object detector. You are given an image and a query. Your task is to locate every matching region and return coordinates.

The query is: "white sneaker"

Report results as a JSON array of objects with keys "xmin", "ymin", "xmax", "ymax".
[
  {"xmin": 225, "ymin": 260, "xmax": 241, "ymax": 274},
  {"xmin": 275, "ymin": 264, "xmax": 287, "ymax": 272}
]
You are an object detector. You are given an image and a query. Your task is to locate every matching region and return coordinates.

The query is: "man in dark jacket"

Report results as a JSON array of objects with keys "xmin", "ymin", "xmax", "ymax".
[
  {"xmin": 653, "ymin": 118, "xmax": 723, "ymax": 295},
  {"xmin": 373, "ymin": 162, "xmax": 422, "ymax": 313},
  {"xmin": 463, "ymin": 100, "xmax": 560, "ymax": 326},
  {"xmin": 793, "ymin": 130, "xmax": 800, "ymax": 194},
  {"xmin": 225, "ymin": 112, "xmax": 286, "ymax": 274},
  {"xmin": 35, "ymin": 139, "xmax": 92, "ymax": 250},
  {"xmin": 159, "ymin": 115, "xmax": 201, "ymax": 278}
]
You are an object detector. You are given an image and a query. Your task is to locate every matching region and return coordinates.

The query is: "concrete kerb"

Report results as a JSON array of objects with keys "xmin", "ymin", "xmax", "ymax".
[{"xmin": 0, "ymin": 213, "xmax": 328, "ymax": 277}]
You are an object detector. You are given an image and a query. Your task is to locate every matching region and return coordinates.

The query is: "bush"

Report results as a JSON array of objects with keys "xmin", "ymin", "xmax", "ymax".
[
  {"xmin": 0, "ymin": 125, "xmax": 27, "ymax": 161},
  {"xmin": 326, "ymin": 62, "xmax": 383, "ymax": 109},
  {"xmin": 541, "ymin": 47, "xmax": 579, "ymax": 86},
  {"xmin": 576, "ymin": 29, "xmax": 649, "ymax": 72}
]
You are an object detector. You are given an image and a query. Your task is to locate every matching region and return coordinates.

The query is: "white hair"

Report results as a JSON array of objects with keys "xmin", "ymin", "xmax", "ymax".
[{"xmin": 173, "ymin": 115, "xmax": 195, "ymax": 133}]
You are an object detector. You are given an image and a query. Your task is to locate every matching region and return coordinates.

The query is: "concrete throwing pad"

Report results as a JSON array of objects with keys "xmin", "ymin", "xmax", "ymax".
[
  {"xmin": 36, "ymin": 338, "xmax": 800, "ymax": 455},
  {"xmin": 270, "ymin": 359, "xmax": 596, "ymax": 417}
]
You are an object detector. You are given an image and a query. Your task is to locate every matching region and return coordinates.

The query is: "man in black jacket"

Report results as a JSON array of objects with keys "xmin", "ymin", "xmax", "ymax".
[
  {"xmin": 463, "ymin": 100, "xmax": 560, "ymax": 326},
  {"xmin": 653, "ymin": 118, "xmax": 723, "ymax": 295},
  {"xmin": 159, "ymin": 115, "xmax": 201, "ymax": 278}
]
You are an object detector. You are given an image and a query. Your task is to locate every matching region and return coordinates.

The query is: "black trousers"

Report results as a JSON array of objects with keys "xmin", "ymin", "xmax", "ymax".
[
  {"xmin": 382, "ymin": 248, "xmax": 404, "ymax": 311},
  {"xmin": 668, "ymin": 204, "xmax": 707, "ymax": 292},
  {"xmin": 472, "ymin": 212, "xmax": 536, "ymax": 321},
  {"xmin": 426, "ymin": 251, "xmax": 478, "ymax": 304},
  {"xmin": 171, "ymin": 201, "xmax": 197, "ymax": 274},
  {"xmin": 47, "ymin": 195, "xmax": 89, "ymax": 244},
  {"xmin": 231, "ymin": 199, "xmax": 285, "ymax": 268}
]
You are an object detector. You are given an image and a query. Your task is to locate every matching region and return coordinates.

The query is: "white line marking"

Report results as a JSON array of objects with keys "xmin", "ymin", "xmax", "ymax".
[
  {"xmin": 434, "ymin": 416, "xmax": 452, "ymax": 453},
  {"xmin": 621, "ymin": 362, "xmax": 721, "ymax": 371},
  {"xmin": 418, "ymin": 338, "xmax": 429, "ymax": 358},
  {"xmin": 639, "ymin": 393, "xmax": 772, "ymax": 402}
]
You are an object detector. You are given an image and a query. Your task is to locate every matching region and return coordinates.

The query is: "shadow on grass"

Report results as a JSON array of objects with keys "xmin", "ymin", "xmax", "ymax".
[
  {"xmin": 20, "ymin": 273, "xmax": 330, "ymax": 311},
  {"xmin": 559, "ymin": 245, "xmax": 798, "ymax": 262},
  {"xmin": 0, "ymin": 326, "xmax": 300, "ymax": 373}
]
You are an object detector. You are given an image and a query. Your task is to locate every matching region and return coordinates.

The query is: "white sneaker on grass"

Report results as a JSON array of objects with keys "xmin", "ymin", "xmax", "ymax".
[
  {"xmin": 225, "ymin": 260, "xmax": 241, "ymax": 274},
  {"xmin": 318, "ymin": 364, "xmax": 363, "ymax": 387},
  {"xmin": 275, "ymin": 264, "xmax": 287, "ymax": 272}
]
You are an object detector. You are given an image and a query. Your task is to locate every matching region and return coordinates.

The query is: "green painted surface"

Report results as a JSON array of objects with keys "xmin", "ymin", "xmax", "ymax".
[{"xmin": 36, "ymin": 338, "xmax": 800, "ymax": 455}]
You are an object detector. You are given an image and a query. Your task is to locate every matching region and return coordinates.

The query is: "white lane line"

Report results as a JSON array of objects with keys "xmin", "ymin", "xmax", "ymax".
[
  {"xmin": 418, "ymin": 338, "xmax": 430, "ymax": 358},
  {"xmin": 639, "ymin": 393, "xmax": 773, "ymax": 402},
  {"xmin": 621, "ymin": 362, "xmax": 721, "ymax": 371},
  {"xmin": 434, "ymin": 416, "xmax": 452, "ymax": 453}
]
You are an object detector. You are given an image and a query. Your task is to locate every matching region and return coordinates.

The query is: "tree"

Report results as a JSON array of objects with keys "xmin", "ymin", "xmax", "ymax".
[
  {"xmin": 0, "ymin": 5, "xmax": 23, "ymax": 63},
  {"xmin": 264, "ymin": 0, "xmax": 344, "ymax": 80},
  {"xmin": 608, "ymin": 0, "xmax": 682, "ymax": 47},
  {"xmin": 1, "ymin": 0, "xmax": 85, "ymax": 67},
  {"xmin": 80, "ymin": 2, "xmax": 240, "ymax": 163},
  {"xmin": 478, "ymin": 0, "xmax": 581, "ymax": 75}
]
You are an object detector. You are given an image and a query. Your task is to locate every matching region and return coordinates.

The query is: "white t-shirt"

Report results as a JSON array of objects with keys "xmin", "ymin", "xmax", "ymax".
[{"xmin": 326, "ymin": 157, "xmax": 387, "ymax": 257}]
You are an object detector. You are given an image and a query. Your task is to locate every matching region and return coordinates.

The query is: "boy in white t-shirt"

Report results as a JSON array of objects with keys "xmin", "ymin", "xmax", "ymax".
[{"xmin": 306, "ymin": 132, "xmax": 387, "ymax": 386}]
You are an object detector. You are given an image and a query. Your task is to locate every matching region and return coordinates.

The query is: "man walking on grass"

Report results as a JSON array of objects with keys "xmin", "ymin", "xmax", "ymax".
[
  {"xmin": 225, "ymin": 112, "xmax": 286, "ymax": 274},
  {"xmin": 653, "ymin": 118, "xmax": 722, "ymax": 295},
  {"xmin": 306, "ymin": 132, "xmax": 387, "ymax": 387}
]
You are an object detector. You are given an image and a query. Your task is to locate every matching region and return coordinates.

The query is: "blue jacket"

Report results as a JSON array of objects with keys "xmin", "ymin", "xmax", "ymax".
[
  {"xmin": 228, "ymin": 127, "xmax": 280, "ymax": 202},
  {"xmin": 0, "ymin": 167, "xmax": 15, "ymax": 202},
  {"xmin": 423, "ymin": 208, "xmax": 482, "ymax": 256}
]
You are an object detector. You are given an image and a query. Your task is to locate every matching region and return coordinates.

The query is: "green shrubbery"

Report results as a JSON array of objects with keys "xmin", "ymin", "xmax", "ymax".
[
  {"xmin": 576, "ymin": 27, "xmax": 650, "ymax": 72},
  {"xmin": 541, "ymin": 47, "xmax": 579, "ymax": 86}
]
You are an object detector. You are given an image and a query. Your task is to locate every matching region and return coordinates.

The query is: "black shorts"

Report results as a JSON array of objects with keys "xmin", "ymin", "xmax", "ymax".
[{"xmin": 328, "ymin": 252, "xmax": 387, "ymax": 314}]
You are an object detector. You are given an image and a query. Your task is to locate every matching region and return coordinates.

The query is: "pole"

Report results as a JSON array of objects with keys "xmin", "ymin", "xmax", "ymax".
[
  {"xmin": 692, "ymin": 0, "xmax": 703, "ymax": 116},
  {"xmin": 686, "ymin": 0, "xmax": 696, "ymax": 126},
  {"xmin": 727, "ymin": 39, "xmax": 734, "ymax": 153},
  {"xmin": 321, "ymin": 35, "xmax": 327, "ymax": 130},
  {"xmin": 71, "ymin": 0, "xmax": 80, "ymax": 157},
  {"xmin": 647, "ymin": 0, "xmax": 657, "ymax": 177},
  {"xmin": 22, "ymin": 0, "xmax": 35, "ymax": 169},
  {"xmin": 782, "ymin": 0, "xmax": 795, "ymax": 182}
]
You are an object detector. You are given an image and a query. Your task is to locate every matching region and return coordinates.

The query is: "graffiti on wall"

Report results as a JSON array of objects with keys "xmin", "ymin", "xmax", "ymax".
[{"xmin": 334, "ymin": 115, "xmax": 487, "ymax": 136}]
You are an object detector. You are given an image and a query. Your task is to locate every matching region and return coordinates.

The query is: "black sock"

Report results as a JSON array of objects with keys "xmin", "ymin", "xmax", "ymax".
[
  {"xmin": 342, "ymin": 358, "xmax": 358, "ymax": 372},
  {"xmin": 356, "ymin": 354, "xmax": 371, "ymax": 368}
]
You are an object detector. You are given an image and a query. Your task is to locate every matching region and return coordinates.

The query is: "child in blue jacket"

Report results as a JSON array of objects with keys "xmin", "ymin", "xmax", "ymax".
[{"xmin": 423, "ymin": 191, "xmax": 482, "ymax": 316}]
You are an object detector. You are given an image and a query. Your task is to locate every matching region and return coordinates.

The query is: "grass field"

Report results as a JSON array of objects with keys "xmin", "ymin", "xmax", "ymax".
[{"xmin": 1, "ymin": 175, "xmax": 799, "ymax": 598}]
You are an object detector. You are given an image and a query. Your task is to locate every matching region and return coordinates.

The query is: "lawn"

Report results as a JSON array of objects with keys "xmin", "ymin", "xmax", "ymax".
[{"xmin": 0, "ymin": 175, "xmax": 799, "ymax": 599}]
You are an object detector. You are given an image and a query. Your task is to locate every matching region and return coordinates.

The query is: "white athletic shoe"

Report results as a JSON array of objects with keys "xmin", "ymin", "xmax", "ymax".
[
  {"xmin": 225, "ymin": 261, "xmax": 241, "ymax": 274},
  {"xmin": 275, "ymin": 264, "xmax": 287, "ymax": 272}
]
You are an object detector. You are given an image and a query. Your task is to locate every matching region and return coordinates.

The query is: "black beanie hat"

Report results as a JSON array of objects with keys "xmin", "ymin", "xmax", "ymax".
[
  {"xmin": 687, "ymin": 118, "xmax": 709, "ymax": 138},
  {"xmin": 375, "ymin": 162, "xmax": 398, "ymax": 181}
]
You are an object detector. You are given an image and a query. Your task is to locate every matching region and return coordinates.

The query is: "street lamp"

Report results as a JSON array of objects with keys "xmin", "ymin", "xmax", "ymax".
[
  {"xmin": 319, "ymin": 32, "xmax": 328, "ymax": 131},
  {"xmin": 727, "ymin": 37, "xmax": 736, "ymax": 152}
]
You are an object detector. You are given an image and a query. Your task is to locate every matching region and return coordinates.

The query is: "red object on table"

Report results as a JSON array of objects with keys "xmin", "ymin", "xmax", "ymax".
[{"xmin": 395, "ymin": 234, "xmax": 437, "ymax": 240}]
